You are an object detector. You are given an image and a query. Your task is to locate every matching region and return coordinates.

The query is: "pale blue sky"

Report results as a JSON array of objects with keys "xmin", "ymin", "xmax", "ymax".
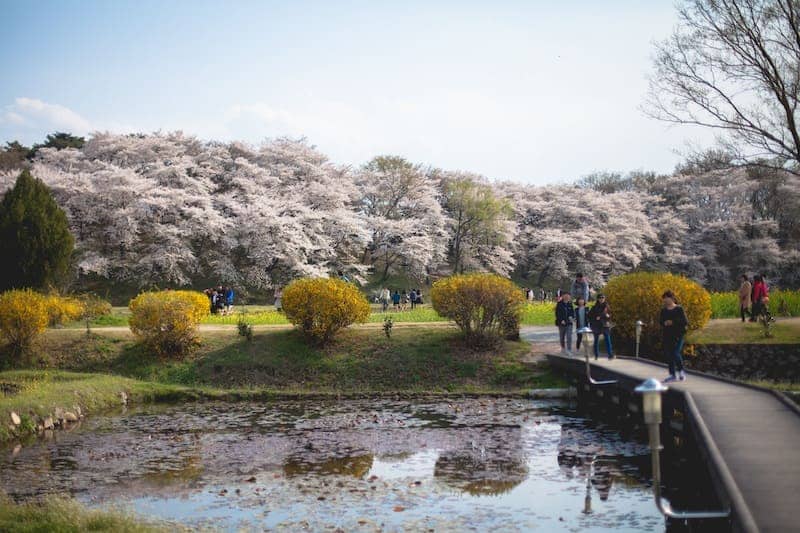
[{"xmin": 0, "ymin": 0, "xmax": 713, "ymax": 183}]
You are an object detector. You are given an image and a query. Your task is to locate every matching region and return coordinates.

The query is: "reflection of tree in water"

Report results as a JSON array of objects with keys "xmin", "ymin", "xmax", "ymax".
[
  {"xmin": 434, "ymin": 426, "xmax": 528, "ymax": 496},
  {"xmin": 283, "ymin": 454, "xmax": 374, "ymax": 478},
  {"xmin": 557, "ymin": 423, "xmax": 647, "ymax": 503}
]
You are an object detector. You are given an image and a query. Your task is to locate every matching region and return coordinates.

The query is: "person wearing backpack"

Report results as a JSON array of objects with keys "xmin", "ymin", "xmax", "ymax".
[
  {"xmin": 555, "ymin": 293, "xmax": 575, "ymax": 355},
  {"xmin": 660, "ymin": 290, "xmax": 689, "ymax": 383},
  {"xmin": 588, "ymin": 294, "xmax": 613, "ymax": 360}
]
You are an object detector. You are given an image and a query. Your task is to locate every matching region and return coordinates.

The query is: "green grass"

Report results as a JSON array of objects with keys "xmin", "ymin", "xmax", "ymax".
[
  {"xmin": 520, "ymin": 302, "xmax": 554, "ymax": 326},
  {"xmin": 711, "ymin": 289, "xmax": 800, "ymax": 319},
  {"xmin": 686, "ymin": 318, "xmax": 800, "ymax": 344},
  {"xmin": 40, "ymin": 327, "xmax": 551, "ymax": 392},
  {"xmin": 0, "ymin": 369, "xmax": 195, "ymax": 443},
  {"xmin": 0, "ymin": 493, "xmax": 166, "ymax": 533},
  {"xmin": 74, "ymin": 302, "xmax": 556, "ymax": 328}
]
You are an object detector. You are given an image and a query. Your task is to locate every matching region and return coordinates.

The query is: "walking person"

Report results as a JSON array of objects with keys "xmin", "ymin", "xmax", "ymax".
[
  {"xmin": 738, "ymin": 275, "xmax": 752, "ymax": 323},
  {"xmin": 225, "ymin": 286, "xmax": 235, "ymax": 314},
  {"xmin": 273, "ymin": 286, "xmax": 283, "ymax": 312},
  {"xmin": 588, "ymin": 294, "xmax": 613, "ymax": 360},
  {"xmin": 751, "ymin": 275, "xmax": 768, "ymax": 321},
  {"xmin": 392, "ymin": 290, "xmax": 401, "ymax": 311},
  {"xmin": 570, "ymin": 273, "xmax": 590, "ymax": 303},
  {"xmin": 660, "ymin": 290, "xmax": 689, "ymax": 383},
  {"xmin": 574, "ymin": 297, "xmax": 589, "ymax": 351},
  {"xmin": 555, "ymin": 293, "xmax": 575, "ymax": 355},
  {"xmin": 380, "ymin": 287, "xmax": 391, "ymax": 312},
  {"xmin": 410, "ymin": 288, "xmax": 418, "ymax": 310}
]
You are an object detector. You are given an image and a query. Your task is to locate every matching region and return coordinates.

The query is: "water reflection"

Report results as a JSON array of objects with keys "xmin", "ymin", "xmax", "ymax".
[{"xmin": 0, "ymin": 399, "xmax": 665, "ymax": 531}]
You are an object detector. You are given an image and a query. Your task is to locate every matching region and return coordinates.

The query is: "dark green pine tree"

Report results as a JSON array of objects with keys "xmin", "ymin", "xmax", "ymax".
[{"xmin": 0, "ymin": 169, "xmax": 74, "ymax": 291}]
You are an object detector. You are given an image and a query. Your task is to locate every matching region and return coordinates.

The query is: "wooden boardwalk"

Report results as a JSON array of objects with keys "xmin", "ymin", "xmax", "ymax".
[{"xmin": 547, "ymin": 354, "xmax": 800, "ymax": 533}]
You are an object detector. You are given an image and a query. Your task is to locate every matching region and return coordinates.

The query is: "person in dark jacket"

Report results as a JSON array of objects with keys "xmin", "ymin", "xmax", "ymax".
[
  {"xmin": 660, "ymin": 290, "xmax": 689, "ymax": 383},
  {"xmin": 588, "ymin": 294, "xmax": 613, "ymax": 360},
  {"xmin": 555, "ymin": 293, "xmax": 575, "ymax": 354}
]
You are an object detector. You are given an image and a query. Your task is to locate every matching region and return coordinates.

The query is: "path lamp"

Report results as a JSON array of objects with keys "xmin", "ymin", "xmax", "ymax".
[
  {"xmin": 635, "ymin": 320, "xmax": 644, "ymax": 358},
  {"xmin": 635, "ymin": 379, "xmax": 730, "ymax": 521},
  {"xmin": 577, "ymin": 326, "xmax": 616, "ymax": 386}
]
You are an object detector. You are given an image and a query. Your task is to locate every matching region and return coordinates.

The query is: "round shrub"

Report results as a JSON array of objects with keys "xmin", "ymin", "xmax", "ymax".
[
  {"xmin": 128, "ymin": 290, "xmax": 209, "ymax": 356},
  {"xmin": 604, "ymin": 272, "xmax": 711, "ymax": 355},
  {"xmin": 430, "ymin": 273, "xmax": 525, "ymax": 346},
  {"xmin": 43, "ymin": 294, "xmax": 84, "ymax": 326},
  {"xmin": 281, "ymin": 278, "xmax": 370, "ymax": 344},
  {"xmin": 0, "ymin": 289, "xmax": 49, "ymax": 357}
]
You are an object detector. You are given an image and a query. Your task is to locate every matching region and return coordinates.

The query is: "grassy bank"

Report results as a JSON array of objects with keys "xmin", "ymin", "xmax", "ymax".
[
  {"xmin": 710, "ymin": 289, "xmax": 800, "ymax": 319},
  {"xmin": 41, "ymin": 326, "xmax": 556, "ymax": 391},
  {"xmin": 0, "ymin": 494, "xmax": 166, "ymax": 533},
  {"xmin": 75, "ymin": 302, "xmax": 559, "ymax": 328},
  {"xmin": 1, "ymin": 325, "xmax": 565, "ymax": 443},
  {"xmin": 686, "ymin": 318, "xmax": 800, "ymax": 344}
]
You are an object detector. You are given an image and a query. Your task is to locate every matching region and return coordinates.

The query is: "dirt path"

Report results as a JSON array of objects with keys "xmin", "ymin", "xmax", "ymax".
[{"xmin": 519, "ymin": 326, "xmax": 560, "ymax": 364}]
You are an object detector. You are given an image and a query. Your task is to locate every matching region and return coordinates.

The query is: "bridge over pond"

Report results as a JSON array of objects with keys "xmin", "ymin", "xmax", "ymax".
[{"xmin": 546, "ymin": 353, "xmax": 800, "ymax": 533}]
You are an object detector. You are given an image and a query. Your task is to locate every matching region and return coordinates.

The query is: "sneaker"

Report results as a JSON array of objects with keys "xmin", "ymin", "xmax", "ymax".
[
  {"xmin": 679, "ymin": 371, "xmax": 686, "ymax": 381},
  {"xmin": 607, "ymin": 356, "xmax": 615, "ymax": 360},
  {"xmin": 663, "ymin": 375, "xmax": 677, "ymax": 383}
]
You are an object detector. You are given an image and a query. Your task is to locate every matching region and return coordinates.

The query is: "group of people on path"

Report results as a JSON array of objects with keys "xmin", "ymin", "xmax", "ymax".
[
  {"xmin": 378, "ymin": 287, "xmax": 424, "ymax": 312},
  {"xmin": 204, "ymin": 285, "xmax": 234, "ymax": 314},
  {"xmin": 738, "ymin": 274, "xmax": 771, "ymax": 323},
  {"xmin": 554, "ymin": 274, "xmax": 613, "ymax": 360},
  {"xmin": 551, "ymin": 274, "xmax": 695, "ymax": 383}
]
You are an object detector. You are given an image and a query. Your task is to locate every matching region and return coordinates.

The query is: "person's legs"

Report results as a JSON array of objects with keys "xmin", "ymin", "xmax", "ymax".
[
  {"xmin": 565, "ymin": 324, "xmax": 573, "ymax": 352},
  {"xmin": 576, "ymin": 332, "xmax": 583, "ymax": 350},
  {"xmin": 604, "ymin": 328, "xmax": 613, "ymax": 359},
  {"xmin": 673, "ymin": 337, "xmax": 685, "ymax": 378},
  {"xmin": 665, "ymin": 341, "xmax": 676, "ymax": 378},
  {"xmin": 558, "ymin": 326, "xmax": 567, "ymax": 350},
  {"xmin": 593, "ymin": 332, "xmax": 600, "ymax": 360}
]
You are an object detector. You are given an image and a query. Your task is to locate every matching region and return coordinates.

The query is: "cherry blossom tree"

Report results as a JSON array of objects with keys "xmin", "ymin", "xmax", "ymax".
[{"xmin": 355, "ymin": 156, "xmax": 448, "ymax": 282}]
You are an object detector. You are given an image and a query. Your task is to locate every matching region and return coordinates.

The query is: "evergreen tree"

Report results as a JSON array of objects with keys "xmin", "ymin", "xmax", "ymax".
[{"xmin": 0, "ymin": 170, "xmax": 74, "ymax": 291}]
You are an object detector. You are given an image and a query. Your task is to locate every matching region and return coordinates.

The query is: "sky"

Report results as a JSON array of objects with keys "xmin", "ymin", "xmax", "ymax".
[{"xmin": 0, "ymin": 0, "xmax": 716, "ymax": 184}]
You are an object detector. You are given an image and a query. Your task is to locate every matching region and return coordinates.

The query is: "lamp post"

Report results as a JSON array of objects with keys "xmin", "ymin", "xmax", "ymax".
[
  {"xmin": 635, "ymin": 320, "xmax": 644, "ymax": 358},
  {"xmin": 635, "ymin": 379, "xmax": 730, "ymax": 521},
  {"xmin": 578, "ymin": 326, "xmax": 616, "ymax": 386}
]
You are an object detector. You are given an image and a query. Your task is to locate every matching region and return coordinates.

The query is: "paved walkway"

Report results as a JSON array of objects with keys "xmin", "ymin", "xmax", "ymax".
[{"xmin": 548, "ymin": 353, "xmax": 800, "ymax": 533}]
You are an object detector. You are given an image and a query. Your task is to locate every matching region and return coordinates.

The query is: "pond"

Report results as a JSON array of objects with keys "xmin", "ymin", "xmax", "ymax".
[{"xmin": 0, "ymin": 399, "xmax": 666, "ymax": 532}]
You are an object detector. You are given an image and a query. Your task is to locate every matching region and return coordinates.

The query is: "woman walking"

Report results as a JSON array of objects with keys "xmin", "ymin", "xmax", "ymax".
[
  {"xmin": 588, "ymin": 294, "xmax": 613, "ymax": 360},
  {"xmin": 660, "ymin": 290, "xmax": 688, "ymax": 383},
  {"xmin": 738, "ymin": 275, "xmax": 752, "ymax": 323},
  {"xmin": 555, "ymin": 293, "xmax": 575, "ymax": 354},
  {"xmin": 751, "ymin": 275, "xmax": 768, "ymax": 321}
]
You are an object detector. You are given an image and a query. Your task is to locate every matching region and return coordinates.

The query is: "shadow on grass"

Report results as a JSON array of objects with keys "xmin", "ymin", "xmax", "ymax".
[{"xmin": 41, "ymin": 327, "xmax": 548, "ymax": 392}]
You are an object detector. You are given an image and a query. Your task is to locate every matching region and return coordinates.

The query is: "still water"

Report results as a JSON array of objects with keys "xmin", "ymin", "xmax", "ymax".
[{"xmin": 0, "ymin": 399, "xmax": 665, "ymax": 531}]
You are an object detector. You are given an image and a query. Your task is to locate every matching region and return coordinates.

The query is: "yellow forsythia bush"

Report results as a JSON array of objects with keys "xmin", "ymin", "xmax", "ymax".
[
  {"xmin": 43, "ymin": 294, "xmax": 85, "ymax": 326},
  {"xmin": 129, "ymin": 290, "xmax": 209, "ymax": 356},
  {"xmin": 282, "ymin": 277, "xmax": 370, "ymax": 344},
  {"xmin": 604, "ymin": 272, "xmax": 711, "ymax": 354},
  {"xmin": 431, "ymin": 273, "xmax": 525, "ymax": 346},
  {"xmin": 0, "ymin": 289, "xmax": 49, "ymax": 356}
]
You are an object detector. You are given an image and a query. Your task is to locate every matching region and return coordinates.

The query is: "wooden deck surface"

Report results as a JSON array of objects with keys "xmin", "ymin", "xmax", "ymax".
[{"xmin": 547, "ymin": 354, "xmax": 800, "ymax": 533}]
